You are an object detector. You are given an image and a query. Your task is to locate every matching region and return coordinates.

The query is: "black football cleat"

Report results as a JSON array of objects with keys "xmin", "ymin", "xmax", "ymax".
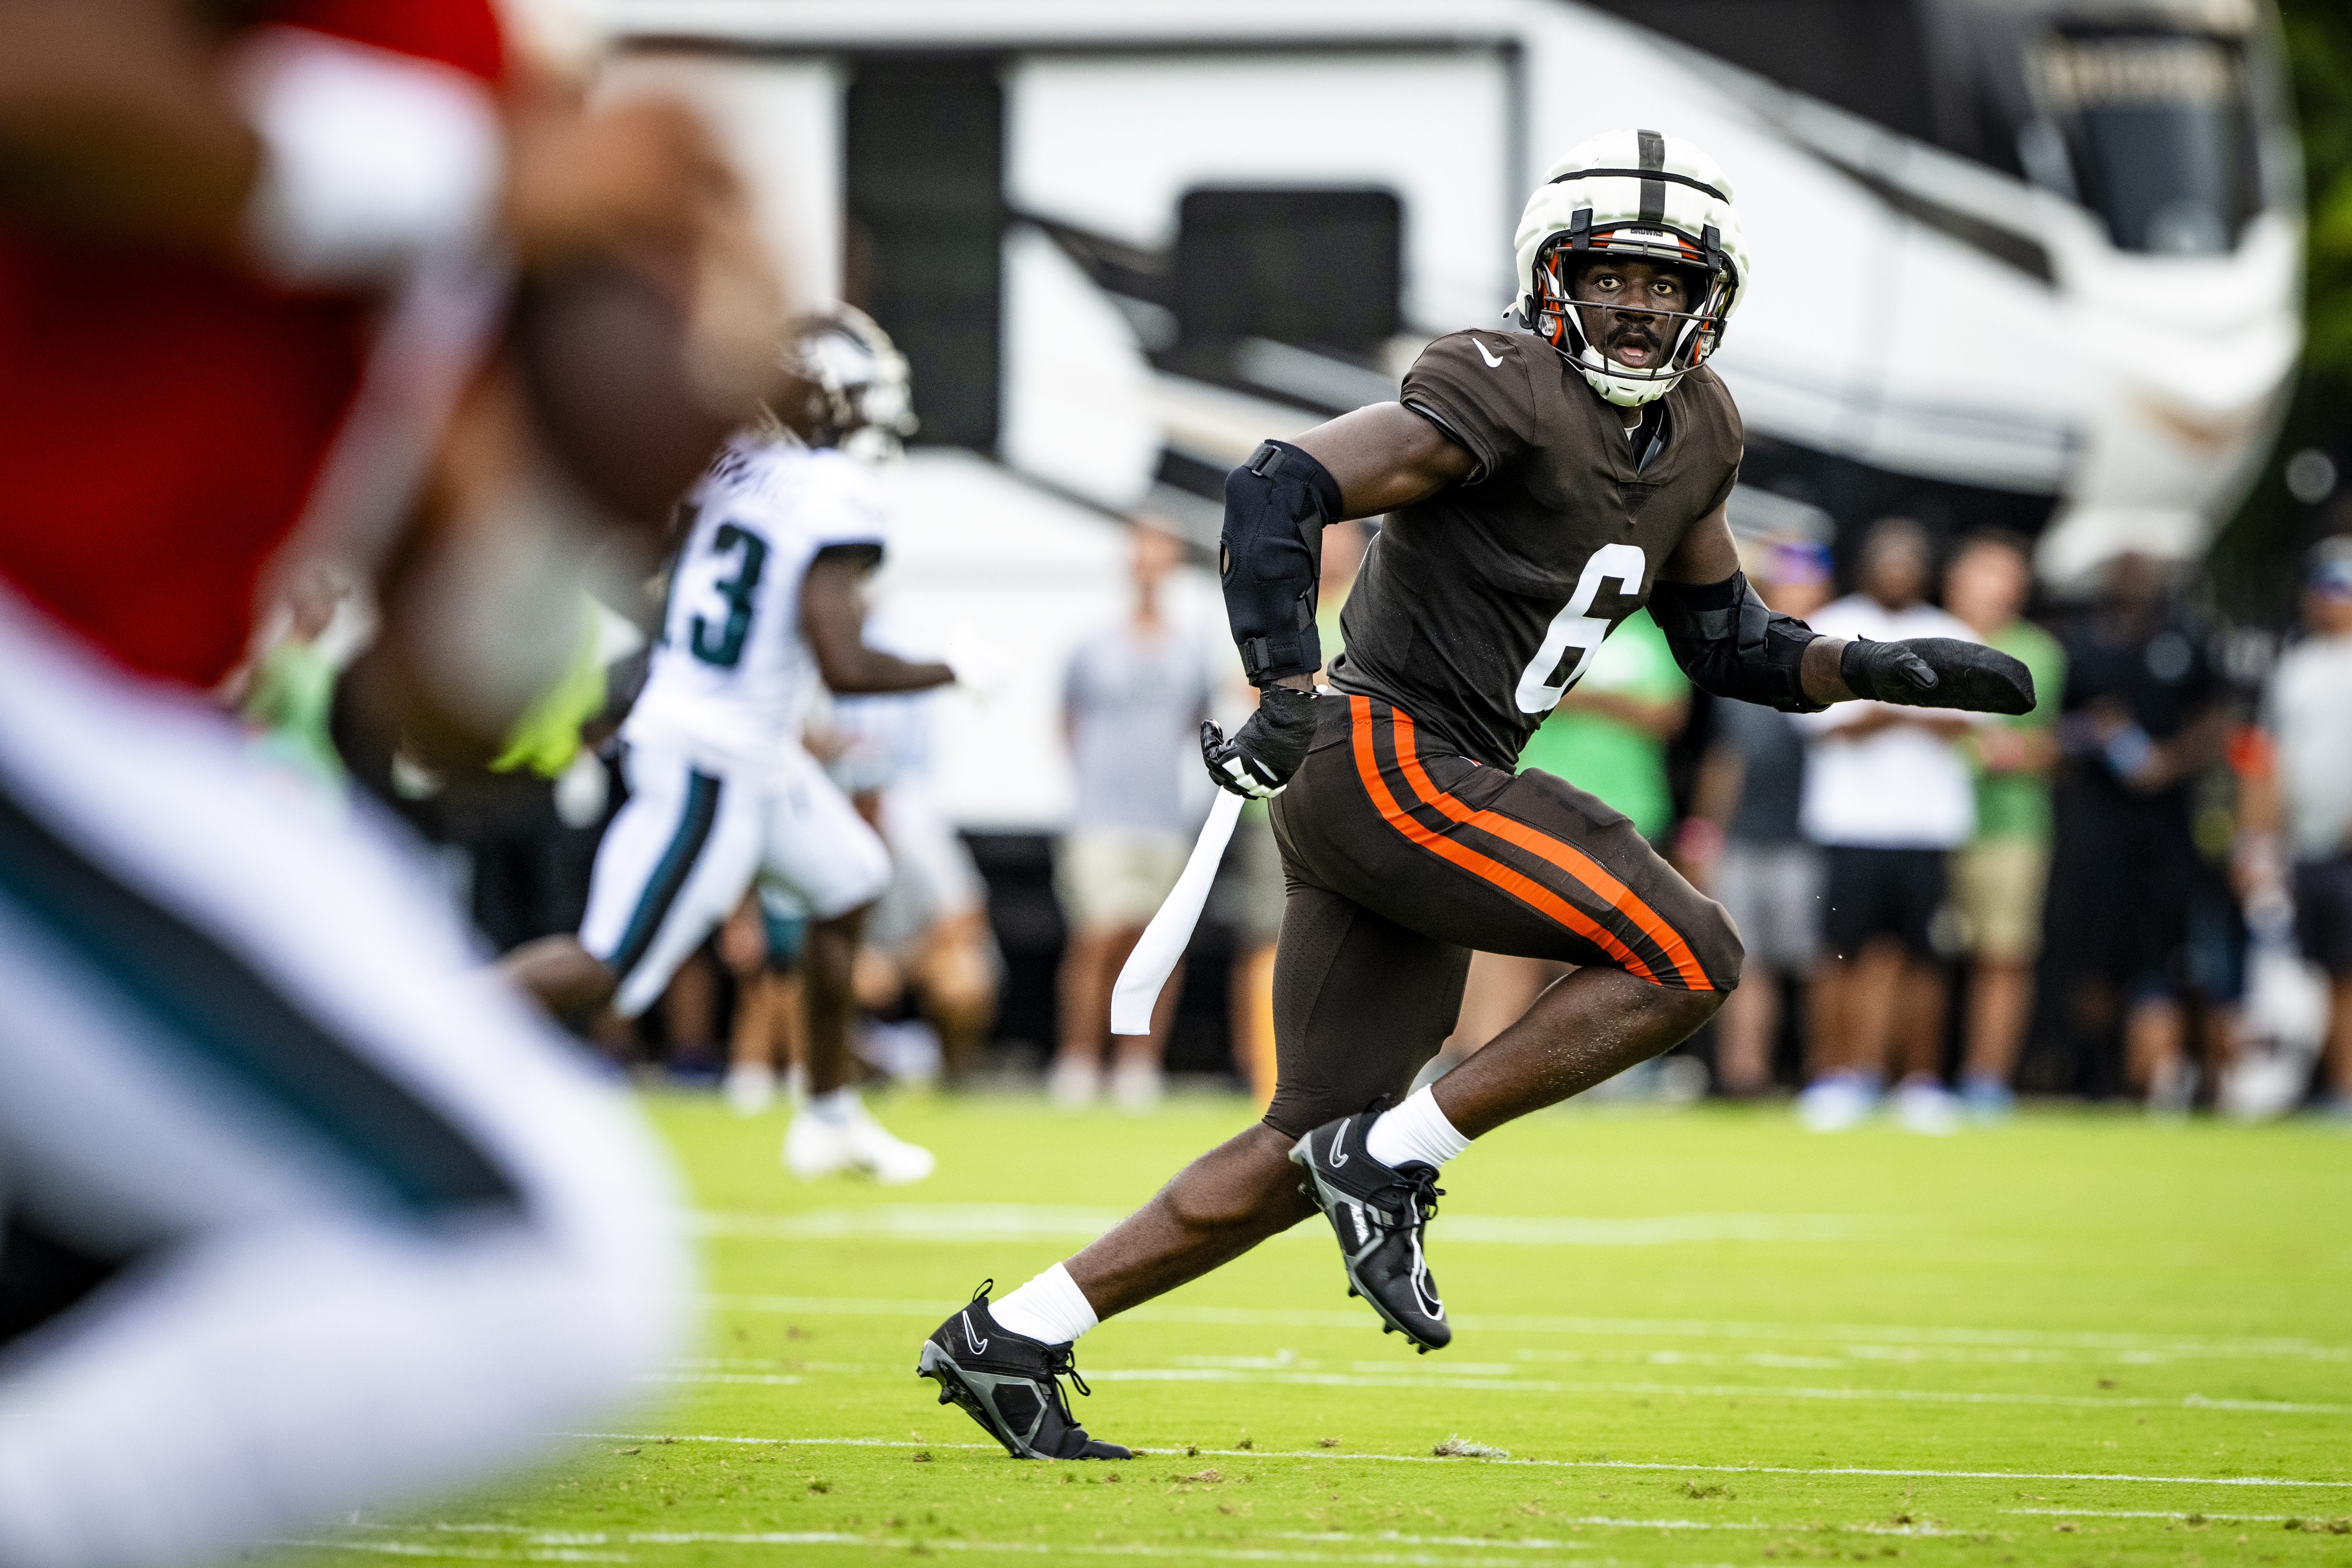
[
  {"xmin": 1290, "ymin": 1111, "xmax": 1451, "ymax": 1352},
  {"xmin": 916, "ymin": 1283, "xmax": 1131, "ymax": 1460}
]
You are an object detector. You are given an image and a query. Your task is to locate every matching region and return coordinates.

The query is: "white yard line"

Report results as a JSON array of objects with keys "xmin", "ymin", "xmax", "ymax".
[
  {"xmin": 269, "ymin": 1543, "xmax": 628, "ymax": 1564},
  {"xmin": 2004, "ymin": 1508, "xmax": 2297, "ymax": 1521},
  {"xmin": 554, "ymin": 1433, "xmax": 2352, "ymax": 1489},
  {"xmin": 691, "ymin": 1209, "xmax": 1863, "ymax": 1248},
  {"xmin": 1270, "ymin": 1533, "xmax": 1588, "ymax": 1550},
  {"xmin": 698, "ymin": 1294, "xmax": 2352, "ymax": 1363},
  {"xmin": 289, "ymin": 1531, "xmax": 1595, "ymax": 1567},
  {"xmin": 1281, "ymin": 1523, "xmax": 1957, "ymax": 1540},
  {"xmin": 1075, "ymin": 1367, "xmax": 2352, "ymax": 1415},
  {"xmin": 298, "ymin": 1518, "xmax": 1973, "ymax": 1564},
  {"xmin": 662, "ymin": 1347, "xmax": 2349, "ymax": 1413}
]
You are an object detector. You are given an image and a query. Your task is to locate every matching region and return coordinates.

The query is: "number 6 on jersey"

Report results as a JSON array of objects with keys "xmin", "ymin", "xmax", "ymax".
[{"xmin": 1513, "ymin": 543, "xmax": 1646, "ymax": 713}]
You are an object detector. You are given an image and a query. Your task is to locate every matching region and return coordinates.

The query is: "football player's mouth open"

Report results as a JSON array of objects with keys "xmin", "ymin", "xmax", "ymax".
[{"xmin": 1605, "ymin": 322, "xmax": 1663, "ymax": 368}]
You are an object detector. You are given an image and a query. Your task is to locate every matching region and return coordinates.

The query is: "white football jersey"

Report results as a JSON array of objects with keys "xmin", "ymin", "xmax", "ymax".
[{"xmin": 624, "ymin": 434, "xmax": 889, "ymax": 764}]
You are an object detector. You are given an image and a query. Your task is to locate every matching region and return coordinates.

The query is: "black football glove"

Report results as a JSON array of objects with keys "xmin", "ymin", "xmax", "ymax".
[
  {"xmin": 1201, "ymin": 684, "xmax": 1322, "ymax": 799},
  {"xmin": 1840, "ymin": 637, "xmax": 2036, "ymax": 716}
]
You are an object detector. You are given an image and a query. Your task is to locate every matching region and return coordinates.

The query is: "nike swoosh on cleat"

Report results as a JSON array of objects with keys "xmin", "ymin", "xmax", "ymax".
[
  {"xmin": 1474, "ymin": 338, "xmax": 1503, "ymax": 368},
  {"xmin": 1411, "ymin": 1239, "xmax": 1444, "ymax": 1319},
  {"xmin": 1328, "ymin": 1122, "xmax": 1350, "ymax": 1168},
  {"xmin": 963, "ymin": 1314, "xmax": 988, "ymax": 1355}
]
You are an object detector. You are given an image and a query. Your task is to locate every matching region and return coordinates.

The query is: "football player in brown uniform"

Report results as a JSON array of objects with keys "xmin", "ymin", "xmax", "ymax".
[{"xmin": 916, "ymin": 129, "xmax": 2033, "ymax": 1460}]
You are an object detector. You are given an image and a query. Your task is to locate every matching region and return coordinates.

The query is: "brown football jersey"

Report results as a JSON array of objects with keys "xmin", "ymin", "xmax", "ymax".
[{"xmin": 1328, "ymin": 329, "xmax": 1741, "ymax": 767}]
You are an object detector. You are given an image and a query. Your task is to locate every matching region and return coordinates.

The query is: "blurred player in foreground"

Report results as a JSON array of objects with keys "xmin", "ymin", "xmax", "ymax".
[
  {"xmin": 915, "ymin": 129, "xmax": 2033, "ymax": 1459},
  {"xmin": 505, "ymin": 308, "xmax": 952, "ymax": 1183},
  {"xmin": 0, "ymin": 2, "xmax": 773, "ymax": 1560}
]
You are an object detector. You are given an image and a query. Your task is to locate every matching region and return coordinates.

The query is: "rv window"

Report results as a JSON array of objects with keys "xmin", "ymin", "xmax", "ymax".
[
  {"xmin": 2026, "ymin": 30, "xmax": 2260, "ymax": 255},
  {"xmin": 1173, "ymin": 189, "xmax": 1401, "ymax": 356}
]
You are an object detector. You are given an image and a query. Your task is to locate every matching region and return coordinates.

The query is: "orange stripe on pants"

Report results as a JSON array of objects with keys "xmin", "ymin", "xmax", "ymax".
[
  {"xmin": 1346, "ymin": 696, "xmax": 1663, "ymax": 985},
  {"xmin": 1386, "ymin": 706, "xmax": 1714, "ymax": 991}
]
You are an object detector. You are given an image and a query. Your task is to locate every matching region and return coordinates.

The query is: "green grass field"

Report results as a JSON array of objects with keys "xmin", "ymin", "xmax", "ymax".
[{"xmin": 279, "ymin": 1092, "xmax": 2352, "ymax": 1566}]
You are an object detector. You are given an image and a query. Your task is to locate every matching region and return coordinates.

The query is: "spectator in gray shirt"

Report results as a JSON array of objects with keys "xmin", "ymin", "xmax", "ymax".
[
  {"xmin": 1685, "ymin": 537, "xmax": 1831, "ymax": 1095},
  {"xmin": 1054, "ymin": 520, "xmax": 1212, "ymax": 1111}
]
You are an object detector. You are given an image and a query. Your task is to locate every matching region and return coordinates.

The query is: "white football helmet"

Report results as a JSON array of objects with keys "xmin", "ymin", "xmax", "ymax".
[
  {"xmin": 1512, "ymin": 129, "xmax": 1751, "ymax": 408},
  {"xmin": 765, "ymin": 304, "xmax": 918, "ymax": 462}
]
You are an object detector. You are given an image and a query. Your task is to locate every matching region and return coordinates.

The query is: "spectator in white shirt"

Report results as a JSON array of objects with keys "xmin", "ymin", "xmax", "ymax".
[
  {"xmin": 2249, "ymin": 539, "xmax": 2352, "ymax": 1118},
  {"xmin": 1794, "ymin": 519, "xmax": 1983, "ymax": 1134}
]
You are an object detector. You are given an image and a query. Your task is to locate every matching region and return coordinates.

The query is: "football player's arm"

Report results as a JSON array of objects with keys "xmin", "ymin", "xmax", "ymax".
[
  {"xmin": 800, "ymin": 546, "xmax": 955, "ymax": 696},
  {"xmin": 1198, "ymin": 404, "xmax": 1475, "ymax": 797},
  {"xmin": 0, "ymin": 0, "xmax": 259, "ymax": 249},
  {"xmin": 0, "ymin": 1, "xmax": 736, "ymax": 274},
  {"xmin": 1291, "ymin": 403, "xmax": 1480, "ymax": 526},
  {"xmin": 1652, "ymin": 504, "xmax": 2035, "ymax": 717}
]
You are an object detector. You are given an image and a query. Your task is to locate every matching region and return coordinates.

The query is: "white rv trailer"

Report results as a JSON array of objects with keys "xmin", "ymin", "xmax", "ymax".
[
  {"xmin": 592, "ymin": 0, "xmax": 2300, "ymax": 828},
  {"xmin": 601, "ymin": 0, "xmax": 2300, "ymax": 570}
]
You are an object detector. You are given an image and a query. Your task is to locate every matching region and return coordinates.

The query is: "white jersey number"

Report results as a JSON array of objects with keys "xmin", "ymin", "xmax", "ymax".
[
  {"xmin": 1513, "ymin": 544, "xmax": 1647, "ymax": 714},
  {"xmin": 685, "ymin": 520, "xmax": 771, "ymax": 671}
]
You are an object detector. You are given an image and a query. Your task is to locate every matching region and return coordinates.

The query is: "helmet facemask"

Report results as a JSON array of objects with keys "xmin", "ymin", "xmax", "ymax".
[{"xmin": 1529, "ymin": 227, "xmax": 1735, "ymax": 408}]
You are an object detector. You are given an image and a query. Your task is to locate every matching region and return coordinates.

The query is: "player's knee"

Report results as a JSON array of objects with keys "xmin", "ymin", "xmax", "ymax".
[
  {"xmin": 528, "ymin": 1177, "xmax": 689, "ymax": 1400},
  {"xmin": 843, "ymin": 833, "xmax": 893, "ymax": 912},
  {"xmin": 1684, "ymin": 892, "xmax": 1745, "ymax": 998},
  {"xmin": 460, "ymin": 1054, "xmax": 694, "ymax": 1402}
]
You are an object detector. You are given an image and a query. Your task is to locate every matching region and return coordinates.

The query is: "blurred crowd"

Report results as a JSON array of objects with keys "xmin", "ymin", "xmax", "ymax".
[
  {"xmin": 248, "ymin": 502, "xmax": 2352, "ymax": 1130},
  {"xmin": 1440, "ymin": 522, "xmax": 2352, "ymax": 1128}
]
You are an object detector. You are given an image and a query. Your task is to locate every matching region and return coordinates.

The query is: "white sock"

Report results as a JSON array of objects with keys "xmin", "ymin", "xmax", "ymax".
[
  {"xmin": 1363, "ymin": 1086, "xmax": 1472, "ymax": 1171},
  {"xmin": 807, "ymin": 1086, "xmax": 858, "ymax": 1126},
  {"xmin": 988, "ymin": 1262, "xmax": 1099, "ymax": 1347}
]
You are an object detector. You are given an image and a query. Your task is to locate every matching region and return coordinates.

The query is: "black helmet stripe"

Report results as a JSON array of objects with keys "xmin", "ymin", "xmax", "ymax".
[{"xmin": 1636, "ymin": 129, "xmax": 1667, "ymax": 223}]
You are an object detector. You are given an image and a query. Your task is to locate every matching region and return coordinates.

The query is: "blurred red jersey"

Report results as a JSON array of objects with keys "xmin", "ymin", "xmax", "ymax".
[{"xmin": 0, "ymin": 0, "xmax": 506, "ymax": 688}]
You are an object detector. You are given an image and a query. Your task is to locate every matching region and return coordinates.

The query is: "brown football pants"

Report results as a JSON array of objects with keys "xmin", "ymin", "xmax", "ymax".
[{"xmin": 1261, "ymin": 695, "xmax": 1743, "ymax": 1137}]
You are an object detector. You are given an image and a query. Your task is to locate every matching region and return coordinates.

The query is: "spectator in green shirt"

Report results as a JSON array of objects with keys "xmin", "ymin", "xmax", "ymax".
[
  {"xmin": 1515, "ymin": 607, "xmax": 1690, "ymax": 839},
  {"xmin": 1943, "ymin": 531, "xmax": 2066, "ymax": 1119}
]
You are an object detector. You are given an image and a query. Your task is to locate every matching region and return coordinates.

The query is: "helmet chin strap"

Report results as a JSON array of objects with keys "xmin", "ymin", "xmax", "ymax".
[
  {"xmin": 1578, "ymin": 350, "xmax": 1676, "ymax": 407},
  {"xmin": 1560, "ymin": 307, "xmax": 1686, "ymax": 408}
]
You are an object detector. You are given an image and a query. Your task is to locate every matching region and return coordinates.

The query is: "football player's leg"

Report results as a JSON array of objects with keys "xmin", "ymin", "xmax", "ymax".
[
  {"xmin": 916, "ymin": 878, "xmax": 1460, "ymax": 1451},
  {"xmin": 1051, "ymin": 882, "xmax": 1469, "ymax": 1321},
  {"xmin": 1276, "ymin": 696, "xmax": 1740, "ymax": 1128},
  {"xmin": 1386, "ymin": 763, "xmax": 1738, "ymax": 1135},
  {"xmin": 759, "ymin": 751, "xmax": 923, "ymax": 1181},
  {"xmin": 1248, "ymin": 697, "xmax": 1741, "ymax": 1346},
  {"xmin": 0, "ymin": 637, "xmax": 685, "ymax": 1568},
  {"xmin": 573, "ymin": 744, "xmax": 763, "ymax": 1022}
]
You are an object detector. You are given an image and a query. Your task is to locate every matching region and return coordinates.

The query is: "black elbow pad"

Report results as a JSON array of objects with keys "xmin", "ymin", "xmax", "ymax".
[
  {"xmin": 1221, "ymin": 441, "xmax": 1344, "ymax": 685},
  {"xmin": 1649, "ymin": 571, "xmax": 1825, "ymax": 713}
]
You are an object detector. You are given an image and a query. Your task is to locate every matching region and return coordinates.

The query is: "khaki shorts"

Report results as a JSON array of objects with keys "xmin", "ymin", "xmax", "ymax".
[
  {"xmin": 1950, "ymin": 837, "xmax": 2051, "ymax": 962},
  {"xmin": 1056, "ymin": 826, "xmax": 1190, "ymax": 931}
]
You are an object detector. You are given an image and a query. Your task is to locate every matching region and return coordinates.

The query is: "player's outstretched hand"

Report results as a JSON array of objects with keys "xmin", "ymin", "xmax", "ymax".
[
  {"xmin": 1201, "ymin": 685, "xmax": 1322, "ymax": 799},
  {"xmin": 1840, "ymin": 637, "xmax": 2036, "ymax": 716}
]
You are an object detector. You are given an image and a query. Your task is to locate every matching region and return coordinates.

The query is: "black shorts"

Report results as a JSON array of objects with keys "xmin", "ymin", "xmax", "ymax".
[
  {"xmin": 2296, "ymin": 854, "xmax": 2352, "ymax": 975},
  {"xmin": 2046, "ymin": 786, "xmax": 2200, "ymax": 995},
  {"xmin": 1260, "ymin": 695, "xmax": 1742, "ymax": 1138},
  {"xmin": 1821, "ymin": 845, "xmax": 1946, "ymax": 959}
]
